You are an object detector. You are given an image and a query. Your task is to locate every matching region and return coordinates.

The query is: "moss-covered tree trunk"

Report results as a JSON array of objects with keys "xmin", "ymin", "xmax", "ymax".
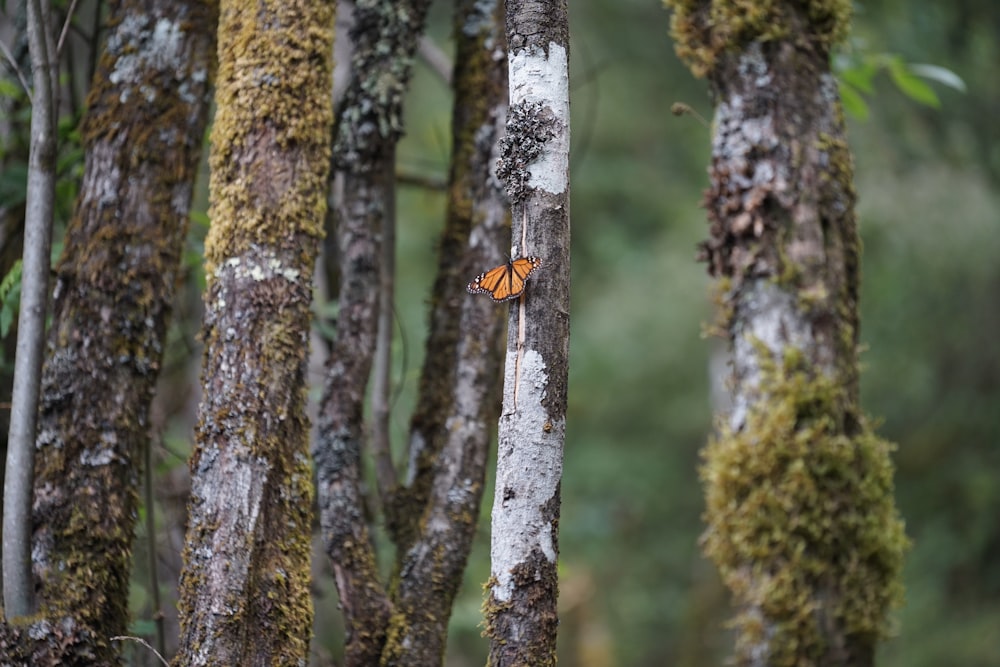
[
  {"xmin": 377, "ymin": 0, "xmax": 510, "ymax": 664},
  {"xmin": 483, "ymin": 1, "xmax": 571, "ymax": 666},
  {"xmin": 313, "ymin": 2, "xmax": 517, "ymax": 664},
  {"xmin": 665, "ymin": 1, "xmax": 907, "ymax": 665},
  {"xmin": 0, "ymin": 0, "xmax": 216, "ymax": 661},
  {"xmin": 173, "ymin": 0, "xmax": 332, "ymax": 664},
  {"xmin": 312, "ymin": 1, "xmax": 430, "ymax": 664}
]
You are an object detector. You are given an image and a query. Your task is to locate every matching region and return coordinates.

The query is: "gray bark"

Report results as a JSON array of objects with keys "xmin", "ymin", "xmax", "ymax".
[
  {"xmin": 379, "ymin": 0, "xmax": 510, "ymax": 664},
  {"xmin": 485, "ymin": 2, "xmax": 571, "ymax": 666},
  {"xmin": 174, "ymin": 0, "xmax": 332, "ymax": 663}
]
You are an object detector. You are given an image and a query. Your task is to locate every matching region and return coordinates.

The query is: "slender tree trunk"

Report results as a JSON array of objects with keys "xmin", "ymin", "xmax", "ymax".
[
  {"xmin": 173, "ymin": 1, "xmax": 332, "ymax": 664},
  {"xmin": 313, "ymin": 1, "xmax": 430, "ymax": 664},
  {"xmin": 484, "ymin": 2, "xmax": 571, "ymax": 666},
  {"xmin": 378, "ymin": 0, "xmax": 510, "ymax": 664},
  {"xmin": 666, "ymin": 3, "xmax": 907, "ymax": 666},
  {"xmin": 3, "ymin": 0, "xmax": 56, "ymax": 619},
  {"xmin": 0, "ymin": 0, "xmax": 216, "ymax": 662}
]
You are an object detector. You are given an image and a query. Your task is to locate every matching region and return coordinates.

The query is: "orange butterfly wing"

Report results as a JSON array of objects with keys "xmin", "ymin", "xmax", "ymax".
[{"xmin": 467, "ymin": 256, "xmax": 541, "ymax": 302}]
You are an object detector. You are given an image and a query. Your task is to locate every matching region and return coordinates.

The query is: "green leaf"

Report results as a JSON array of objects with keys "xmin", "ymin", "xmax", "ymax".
[
  {"xmin": 1, "ymin": 305, "xmax": 12, "ymax": 338},
  {"xmin": 888, "ymin": 59, "xmax": 941, "ymax": 108},
  {"xmin": 839, "ymin": 60, "xmax": 878, "ymax": 94},
  {"xmin": 0, "ymin": 260, "xmax": 22, "ymax": 302},
  {"xmin": 0, "ymin": 78, "xmax": 24, "ymax": 100},
  {"xmin": 907, "ymin": 63, "xmax": 967, "ymax": 93},
  {"xmin": 0, "ymin": 260, "xmax": 22, "ymax": 338},
  {"xmin": 839, "ymin": 81, "xmax": 870, "ymax": 121}
]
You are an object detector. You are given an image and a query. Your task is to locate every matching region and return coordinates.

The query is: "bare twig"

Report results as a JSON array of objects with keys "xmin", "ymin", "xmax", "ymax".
[
  {"xmin": 671, "ymin": 101, "xmax": 710, "ymax": 128},
  {"xmin": 0, "ymin": 39, "xmax": 33, "ymax": 102},
  {"xmin": 145, "ymin": 435, "xmax": 167, "ymax": 658},
  {"xmin": 55, "ymin": 0, "xmax": 81, "ymax": 59},
  {"xmin": 417, "ymin": 34, "xmax": 451, "ymax": 86},
  {"xmin": 110, "ymin": 636, "xmax": 170, "ymax": 667},
  {"xmin": 396, "ymin": 169, "xmax": 446, "ymax": 191}
]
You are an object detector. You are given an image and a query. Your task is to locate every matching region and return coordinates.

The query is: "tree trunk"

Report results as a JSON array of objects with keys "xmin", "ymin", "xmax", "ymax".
[
  {"xmin": 0, "ymin": 0, "xmax": 216, "ymax": 661},
  {"xmin": 484, "ymin": 2, "xmax": 571, "ymax": 666},
  {"xmin": 3, "ymin": 0, "xmax": 57, "ymax": 618},
  {"xmin": 173, "ymin": 1, "xmax": 332, "ymax": 664},
  {"xmin": 378, "ymin": 0, "xmax": 510, "ymax": 664},
  {"xmin": 313, "ymin": 1, "xmax": 431, "ymax": 664},
  {"xmin": 666, "ymin": 3, "xmax": 908, "ymax": 666}
]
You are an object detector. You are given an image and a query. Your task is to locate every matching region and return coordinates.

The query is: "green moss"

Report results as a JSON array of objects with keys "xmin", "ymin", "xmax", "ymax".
[
  {"xmin": 204, "ymin": 2, "xmax": 334, "ymax": 275},
  {"xmin": 665, "ymin": 0, "xmax": 852, "ymax": 77},
  {"xmin": 480, "ymin": 577, "xmax": 512, "ymax": 642},
  {"xmin": 701, "ymin": 350, "xmax": 908, "ymax": 665}
]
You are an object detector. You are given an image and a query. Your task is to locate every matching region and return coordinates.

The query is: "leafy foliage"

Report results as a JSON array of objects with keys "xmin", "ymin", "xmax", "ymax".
[
  {"xmin": 0, "ymin": 259, "xmax": 22, "ymax": 339},
  {"xmin": 835, "ymin": 49, "xmax": 965, "ymax": 119}
]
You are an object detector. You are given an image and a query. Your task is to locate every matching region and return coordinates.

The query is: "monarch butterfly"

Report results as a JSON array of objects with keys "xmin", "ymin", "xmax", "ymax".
[{"xmin": 467, "ymin": 256, "xmax": 542, "ymax": 302}]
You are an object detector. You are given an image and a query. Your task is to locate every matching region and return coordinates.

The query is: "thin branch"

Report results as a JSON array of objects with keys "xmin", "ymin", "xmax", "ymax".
[
  {"xmin": 86, "ymin": 0, "xmax": 101, "ymax": 93},
  {"xmin": 110, "ymin": 636, "xmax": 170, "ymax": 667},
  {"xmin": 39, "ymin": 0, "xmax": 57, "ymax": 104},
  {"xmin": 417, "ymin": 34, "xmax": 451, "ymax": 86},
  {"xmin": 144, "ymin": 435, "xmax": 166, "ymax": 658},
  {"xmin": 396, "ymin": 168, "xmax": 446, "ymax": 191},
  {"xmin": 0, "ymin": 39, "xmax": 33, "ymax": 103},
  {"xmin": 671, "ymin": 101, "xmax": 710, "ymax": 128},
  {"xmin": 370, "ymin": 155, "xmax": 399, "ymax": 504},
  {"xmin": 55, "ymin": 0, "xmax": 81, "ymax": 60}
]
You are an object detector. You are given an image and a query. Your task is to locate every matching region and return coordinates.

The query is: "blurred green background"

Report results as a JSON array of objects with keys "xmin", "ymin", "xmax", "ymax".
[
  {"xmin": 103, "ymin": 0, "xmax": 997, "ymax": 665},
  {"xmin": 379, "ymin": 1, "xmax": 1000, "ymax": 665}
]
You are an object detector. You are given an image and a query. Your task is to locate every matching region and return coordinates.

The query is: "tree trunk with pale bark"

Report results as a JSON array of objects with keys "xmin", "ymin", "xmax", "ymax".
[{"xmin": 483, "ymin": 2, "xmax": 572, "ymax": 666}]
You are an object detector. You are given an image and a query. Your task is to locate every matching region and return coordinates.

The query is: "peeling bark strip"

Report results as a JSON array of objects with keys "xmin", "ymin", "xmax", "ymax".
[
  {"xmin": 313, "ymin": 0, "xmax": 432, "ymax": 665},
  {"xmin": 485, "ymin": 2, "xmax": 570, "ymax": 666},
  {"xmin": 666, "ymin": 2, "xmax": 907, "ymax": 666},
  {"xmin": 0, "ymin": 0, "xmax": 216, "ymax": 661},
  {"xmin": 175, "ymin": 1, "xmax": 332, "ymax": 664},
  {"xmin": 378, "ymin": 1, "xmax": 509, "ymax": 664}
]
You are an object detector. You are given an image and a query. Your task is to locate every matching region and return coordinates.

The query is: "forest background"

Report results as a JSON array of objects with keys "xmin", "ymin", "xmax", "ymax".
[{"xmin": 0, "ymin": 0, "xmax": 997, "ymax": 666}]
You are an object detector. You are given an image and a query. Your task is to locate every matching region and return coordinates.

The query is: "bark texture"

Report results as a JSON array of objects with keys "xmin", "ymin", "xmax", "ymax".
[
  {"xmin": 484, "ymin": 2, "xmax": 571, "ymax": 666},
  {"xmin": 0, "ymin": 0, "xmax": 216, "ymax": 661},
  {"xmin": 378, "ymin": 1, "xmax": 509, "ymax": 664},
  {"xmin": 174, "ymin": 1, "xmax": 332, "ymax": 664},
  {"xmin": 667, "ymin": 2, "xmax": 907, "ymax": 666},
  {"xmin": 313, "ymin": 1, "xmax": 431, "ymax": 665}
]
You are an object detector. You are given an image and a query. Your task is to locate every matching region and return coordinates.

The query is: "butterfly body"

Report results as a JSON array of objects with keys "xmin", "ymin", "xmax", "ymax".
[{"xmin": 467, "ymin": 256, "xmax": 542, "ymax": 302}]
